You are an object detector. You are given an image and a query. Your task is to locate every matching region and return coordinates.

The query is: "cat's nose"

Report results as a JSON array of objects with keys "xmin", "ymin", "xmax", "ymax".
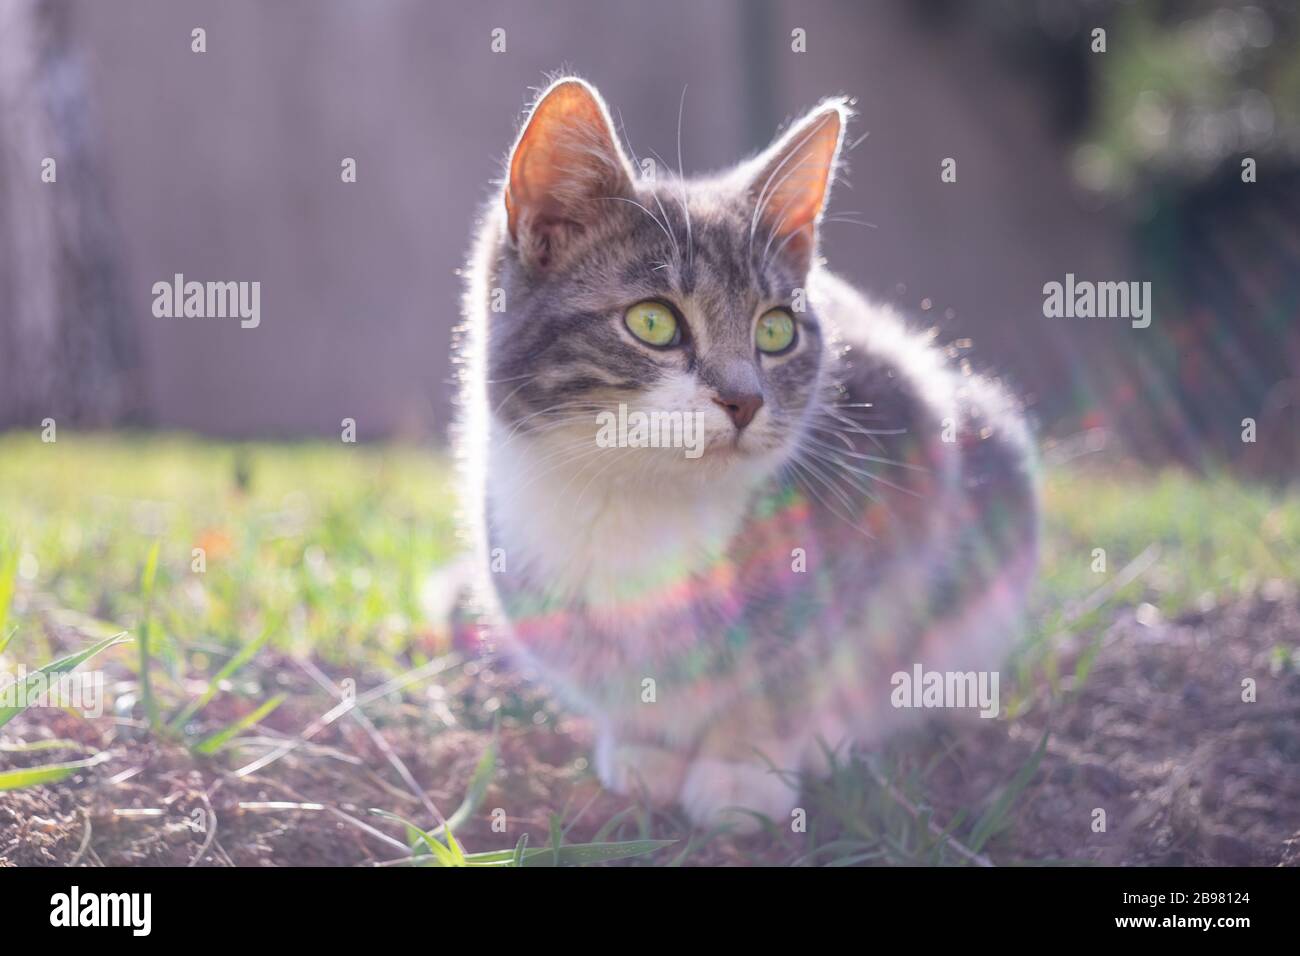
[{"xmin": 712, "ymin": 391, "xmax": 764, "ymax": 431}]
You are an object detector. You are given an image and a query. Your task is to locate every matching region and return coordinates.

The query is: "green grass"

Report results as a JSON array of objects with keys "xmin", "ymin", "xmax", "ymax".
[
  {"xmin": 0, "ymin": 433, "xmax": 460, "ymax": 673},
  {"xmin": 1038, "ymin": 466, "xmax": 1299, "ymax": 616},
  {"xmin": 1019, "ymin": 463, "xmax": 1300, "ymax": 706},
  {"xmin": 0, "ymin": 431, "xmax": 1297, "ymax": 865}
]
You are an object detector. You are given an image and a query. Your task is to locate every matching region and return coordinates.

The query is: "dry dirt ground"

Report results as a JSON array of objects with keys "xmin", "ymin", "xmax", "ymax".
[{"xmin": 3, "ymin": 591, "xmax": 1298, "ymax": 867}]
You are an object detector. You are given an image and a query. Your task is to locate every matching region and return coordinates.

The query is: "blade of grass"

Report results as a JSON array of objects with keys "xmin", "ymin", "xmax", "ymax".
[
  {"xmin": 443, "ymin": 826, "xmax": 467, "ymax": 865},
  {"xmin": 591, "ymin": 806, "xmax": 638, "ymax": 843},
  {"xmin": 967, "ymin": 727, "xmax": 1049, "ymax": 854},
  {"xmin": 549, "ymin": 812, "xmax": 563, "ymax": 866},
  {"xmin": 192, "ymin": 694, "xmax": 285, "ymax": 756},
  {"xmin": 864, "ymin": 761, "xmax": 991, "ymax": 867},
  {"xmin": 0, "ymin": 632, "xmax": 131, "ymax": 730},
  {"xmin": 0, "ymin": 752, "xmax": 110, "ymax": 791},
  {"xmin": 378, "ymin": 839, "xmax": 678, "ymax": 868},
  {"xmin": 428, "ymin": 734, "xmax": 495, "ymax": 839},
  {"xmin": 478, "ymin": 839, "xmax": 676, "ymax": 867},
  {"xmin": 138, "ymin": 540, "xmax": 162, "ymax": 729},
  {"xmin": 0, "ymin": 549, "xmax": 16, "ymax": 641},
  {"xmin": 368, "ymin": 808, "xmax": 461, "ymax": 865},
  {"xmin": 168, "ymin": 616, "xmax": 279, "ymax": 732}
]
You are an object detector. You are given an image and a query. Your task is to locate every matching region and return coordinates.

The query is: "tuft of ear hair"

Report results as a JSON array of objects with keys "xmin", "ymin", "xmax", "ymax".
[
  {"xmin": 504, "ymin": 77, "xmax": 635, "ymax": 269},
  {"xmin": 747, "ymin": 98, "xmax": 851, "ymax": 273}
]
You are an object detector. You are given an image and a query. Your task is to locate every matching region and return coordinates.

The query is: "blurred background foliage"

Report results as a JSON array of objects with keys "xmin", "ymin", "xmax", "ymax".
[
  {"xmin": 0, "ymin": 0, "xmax": 1295, "ymax": 476},
  {"xmin": 968, "ymin": 0, "xmax": 1300, "ymax": 473}
]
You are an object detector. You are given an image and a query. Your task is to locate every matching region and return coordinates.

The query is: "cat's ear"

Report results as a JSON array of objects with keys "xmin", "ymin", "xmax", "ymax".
[
  {"xmin": 747, "ymin": 99, "xmax": 849, "ymax": 273},
  {"xmin": 505, "ymin": 78, "xmax": 635, "ymax": 269}
]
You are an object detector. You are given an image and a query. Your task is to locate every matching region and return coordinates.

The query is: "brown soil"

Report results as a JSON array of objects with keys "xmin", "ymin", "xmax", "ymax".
[
  {"xmin": 3, "ymin": 592, "xmax": 1297, "ymax": 867},
  {"xmin": 926, "ymin": 588, "xmax": 1300, "ymax": 866}
]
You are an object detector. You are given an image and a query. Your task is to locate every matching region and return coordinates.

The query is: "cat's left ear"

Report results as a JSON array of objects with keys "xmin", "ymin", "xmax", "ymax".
[
  {"xmin": 747, "ymin": 98, "xmax": 849, "ymax": 273},
  {"xmin": 505, "ymin": 78, "xmax": 635, "ymax": 269}
]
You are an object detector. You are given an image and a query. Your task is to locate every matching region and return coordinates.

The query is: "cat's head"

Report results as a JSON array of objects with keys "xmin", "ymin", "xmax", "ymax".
[{"xmin": 483, "ymin": 77, "xmax": 849, "ymax": 485}]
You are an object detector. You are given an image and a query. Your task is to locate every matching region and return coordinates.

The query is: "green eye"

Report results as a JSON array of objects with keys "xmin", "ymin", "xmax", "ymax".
[
  {"xmin": 756, "ymin": 308, "xmax": 796, "ymax": 354},
  {"xmin": 625, "ymin": 301, "xmax": 680, "ymax": 347}
]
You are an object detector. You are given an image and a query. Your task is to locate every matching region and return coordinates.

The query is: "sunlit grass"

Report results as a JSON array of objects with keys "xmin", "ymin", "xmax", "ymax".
[
  {"xmin": 1, "ymin": 430, "xmax": 1297, "ymax": 865},
  {"xmin": 1039, "ymin": 465, "xmax": 1299, "ymax": 615},
  {"xmin": 0, "ymin": 432, "xmax": 459, "ymax": 672}
]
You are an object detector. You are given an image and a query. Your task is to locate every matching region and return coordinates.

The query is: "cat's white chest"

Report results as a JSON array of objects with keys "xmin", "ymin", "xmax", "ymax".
[{"xmin": 485, "ymin": 423, "xmax": 753, "ymax": 608}]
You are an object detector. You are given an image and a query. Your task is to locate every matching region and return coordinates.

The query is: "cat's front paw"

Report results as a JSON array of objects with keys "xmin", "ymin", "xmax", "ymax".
[
  {"xmin": 678, "ymin": 757, "xmax": 799, "ymax": 834},
  {"xmin": 594, "ymin": 734, "xmax": 688, "ymax": 807}
]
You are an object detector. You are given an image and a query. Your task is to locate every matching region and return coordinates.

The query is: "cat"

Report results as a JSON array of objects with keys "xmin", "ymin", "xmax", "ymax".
[{"xmin": 455, "ymin": 77, "xmax": 1038, "ymax": 832}]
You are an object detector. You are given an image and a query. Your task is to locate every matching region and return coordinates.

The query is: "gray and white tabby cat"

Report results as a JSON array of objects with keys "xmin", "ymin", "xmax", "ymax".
[{"xmin": 456, "ymin": 77, "xmax": 1038, "ymax": 831}]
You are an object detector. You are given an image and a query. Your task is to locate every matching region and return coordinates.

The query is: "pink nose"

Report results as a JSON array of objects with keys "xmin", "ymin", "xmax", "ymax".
[{"xmin": 712, "ymin": 391, "xmax": 763, "ymax": 431}]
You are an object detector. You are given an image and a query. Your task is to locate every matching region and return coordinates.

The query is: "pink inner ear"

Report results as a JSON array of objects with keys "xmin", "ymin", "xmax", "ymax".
[
  {"xmin": 505, "ymin": 80, "xmax": 632, "ymax": 245},
  {"xmin": 752, "ymin": 107, "xmax": 843, "ymax": 248},
  {"xmin": 772, "ymin": 222, "xmax": 816, "ymax": 271}
]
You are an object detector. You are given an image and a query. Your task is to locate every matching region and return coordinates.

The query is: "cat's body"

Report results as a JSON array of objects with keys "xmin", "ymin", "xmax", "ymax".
[{"xmin": 456, "ymin": 78, "xmax": 1037, "ymax": 829}]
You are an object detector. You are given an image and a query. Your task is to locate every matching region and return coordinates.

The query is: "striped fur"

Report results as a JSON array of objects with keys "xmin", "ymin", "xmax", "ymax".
[{"xmin": 454, "ymin": 78, "xmax": 1038, "ymax": 830}]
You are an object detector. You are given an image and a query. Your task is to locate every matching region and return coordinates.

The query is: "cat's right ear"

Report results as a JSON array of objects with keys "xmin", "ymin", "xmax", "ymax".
[
  {"xmin": 746, "ymin": 98, "xmax": 849, "ymax": 274},
  {"xmin": 504, "ymin": 78, "xmax": 634, "ymax": 269}
]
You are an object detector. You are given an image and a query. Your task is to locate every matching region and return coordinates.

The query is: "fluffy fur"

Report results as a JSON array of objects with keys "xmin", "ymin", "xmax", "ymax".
[{"xmin": 455, "ymin": 77, "xmax": 1038, "ymax": 831}]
